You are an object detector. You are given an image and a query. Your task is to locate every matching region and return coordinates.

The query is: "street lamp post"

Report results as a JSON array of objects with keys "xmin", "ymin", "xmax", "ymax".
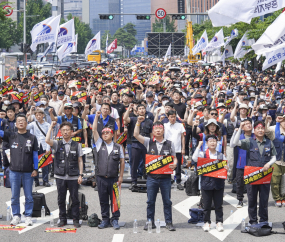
[{"xmin": 23, "ymin": 0, "xmax": 26, "ymax": 77}]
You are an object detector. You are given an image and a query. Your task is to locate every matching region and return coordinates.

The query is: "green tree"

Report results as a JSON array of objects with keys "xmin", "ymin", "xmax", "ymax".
[
  {"xmin": 0, "ymin": 18, "xmax": 22, "ymax": 50},
  {"xmin": 123, "ymin": 23, "xmax": 137, "ymax": 37},
  {"xmin": 18, "ymin": 0, "xmax": 52, "ymax": 45},
  {"xmin": 101, "ymin": 30, "xmax": 115, "ymax": 51},
  {"xmin": 0, "ymin": 2, "xmax": 9, "ymax": 21},
  {"xmin": 66, "ymin": 13, "xmax": 93, "ymax": 54},
  {"xmin": 113, "ymin": 27, "xmax": 137, "ymax": 51},
  {"xmin": 152, "ymin": 15, "xmax": 176, "ymax": 32}
]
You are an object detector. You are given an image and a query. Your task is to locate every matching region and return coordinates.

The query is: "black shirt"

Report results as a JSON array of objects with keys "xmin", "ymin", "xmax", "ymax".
[{"xmin": 173, "ymin": 102, "xmax": 186, "ymax": 120}]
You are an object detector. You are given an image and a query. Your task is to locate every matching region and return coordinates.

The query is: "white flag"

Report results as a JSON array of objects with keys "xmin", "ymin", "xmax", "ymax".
[
  {"xmin": 57, "ymin": 18, "xmax": 75, "ymax": 47},
  {"xmin": 224, "ymin": 45, "xmax": 234, "ymax": 58},
  {"xmin": 106, "ymin": 34, "xmax": 108, "ymax": 54},
  {"xmin": 204, "ymin": 28, "xmax": 224, "ymax": 52},
  {"xmin": 234, "ymin": 32, "xmax": 255, "ymax": 59},
  {"xmin": 224, "ymin": 29, "xmax": 238, "ymax": 47},
  {"xmin": 209, "ymin": 0, "xmax": 285, "ymax": 27},
  {"xmin": 276, "ymin": 61, "xmax": 282, "ymax": 73},
  {"xmin": 221, "ymin": 51, "xmax": 226, "ymax": 67},
  {"xmin": 256, "ymin": 54, "xmax": 262, "ymax": 61},
  {"xmin": 131, "ymin": 45, "xmax": 137, "ymax": 52},
  {"xmin": 85, "ymin": 31, "xmax": 101, "ymax": 57},
  {"xmin": 252, "ymin": 12, "xmax": 285, "ymax": 55},
  {"xmin": 57, "ymin": 35, "xmax": 77, "ymax": 61},
  {"xmin": 262, "ymin": 47, "xmax": 285, "ymax": 71},
  {"xmin": 73, "ymin": 34, "xmax": 78, "ymax": 53},
  {"xmin": 30, "ymin": 15, "xmax": 61, "ymax": 52},
  {"xmin": 164, "ymin": 44, "xmax": 171, "ymax": 62},
  {"xmin": 192, "ymin": 30, "xmax": 208, "ymax": 55}
]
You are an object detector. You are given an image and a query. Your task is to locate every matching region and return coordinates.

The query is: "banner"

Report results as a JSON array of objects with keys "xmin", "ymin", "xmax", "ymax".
[
  {"xmin": 0, "ymin": 225, "xmax": 26, "ymax": 231},
  {"xmin": 40, "ymin": 42, "xmax": 56, "ymax": 61},
  {"xmin": 57, "ymin": 35, "xmax": 77, "ymax": 61},
  {"xmin": 204, "ymin": 28, "xmax": 224, "ymax": 52},
  {"xmin": 107, "ymin": 39, "xmax": 117, "ymax": 54},
  {"xmin": 38, "ymin": 151, "xmax": 53, "ymax": 169},
  {"xmin": 197, "ymin": 157, "xmax": 227, "ymax": 179},
  {"xmin": 71, "ymin": 91, "xmax": 87, "ymax": 102},
  {"xmin": 145, "ymin": 155, "xmax": 174, "ymax": 174},
  {"xmin": 192, "ymin": 30, "xmax": 208, "ymax": 55},
  {"xmin": 252, "ymin": 12, "xmax": 285, "ymax": 55},
  {"xmin": 244, "ymin": 166, "xmax": 274, "ymax": 185},
  {"xmin": 224, "ymin": 29, "xmax": 238, "ymax": 47},
  {"xmin": 224, "ymin": 45, "xmax": 234, "ymax": 59},
  {"xmin": 45, "ymin": 228, "xmax": 77, "ymax": 233},
  {"xmin": 57, "ymin": 18, "xmax": 75, "ymax": 47},
  {"xmin": 4, "ymin": 76, "xmax": 11, "ymax": 85},
  {"xmin": 276, "ymin": 61, "xmax": 282, "ymax": 72},
  {"xmin": 106, "ymin": 34, "xmax": 108, "ymax": 54},
  {"xmin": 1, "ymin": 85, "xmax": 13, "ymax": 95},
  {"xmin": 262, "ymin": 47, "xmax": 285, "ymax": 71},
  {"xmin": 116, "ymin": 132, "xmax": 127, "ymax": 144},
  {"xmin": 68, "ymin": 80, "xmax": 81, "ymax": 89},
  {"xmin": 164, "ymin": 44, "xmax": 171, "ymax": 61},
  {"xmin": 85, "ymin": 31, "xmax": 101, "ymax": 57},
  {"xmin": 112, "ymin": 183, "xmax": 121, "ymax": 213},
  {"xmin": 30, "ymin": 15, "xmax": 61, "ymax": 52},
  {"xmin": 209, "ymin": 0, "xmax": 285, "ymax": 27},
  {"xmin": 234, "ymin": 32, "xmax": 255, "ymax": 59},
  {"xmin": 33, "ymin": 91, "xmax": 44, "ymax": 102}
]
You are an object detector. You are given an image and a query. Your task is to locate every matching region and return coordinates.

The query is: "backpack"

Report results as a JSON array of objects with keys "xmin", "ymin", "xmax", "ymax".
[
  {"xmin": 67, "ymin": 192, "xmax": 88, "ymax": 220},
  {"xmin": 4, "ymin": 168, "xmax": 11, "ymax": 188},
  {"xmin": 188, "ymin": 208, "xmax": 204, "ymax": 224},
  {"xmin": 197, "ymin": 196, "xmax": 217, "ymax": 210},
  {"xmin": 81, "ymin": 175, "xmax": 96, "ymax": 188},
  {"xmin": 29, "ymin": 192, "xmax": 50, "ymax": 217},
  {"xmin": 246, "ymin": 223, "xmax": 274, "ymax": 237},
  {"xmin": 185, "ymin": 173, "xmax": 200, "ymax": 196},
  {"xmin": 88, "ymin": 213, "xmax": 101, "ymax": 227}
]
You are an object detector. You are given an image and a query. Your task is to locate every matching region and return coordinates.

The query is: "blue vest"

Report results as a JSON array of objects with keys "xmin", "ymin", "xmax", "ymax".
[
  {"xmin": 273, "ymin": 138, "xmax": 283, "ymax": 161},
  {"xmin": 236, "ymin": 133, "xmax": 254, "ymax": 169},
  {"xmin": 201, "ymin": 133, "xmax": 223, "ymax": 153},
  {"xmin": 247, "ymin": 137, "xmax": 271, "ymax": 167}
]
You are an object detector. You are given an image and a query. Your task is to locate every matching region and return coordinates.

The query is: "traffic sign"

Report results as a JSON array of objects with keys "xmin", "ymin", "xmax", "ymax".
[
  {"xmin": 155, "ymin": 8, "xmax": 166, "ymax": 19},
  {"xmin": 3, "ymin": 5, "xmax": 13, "ymax": 17}
]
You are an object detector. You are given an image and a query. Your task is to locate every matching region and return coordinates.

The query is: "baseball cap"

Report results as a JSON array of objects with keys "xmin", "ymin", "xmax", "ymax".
[
  {"xmin": 239, "ymin": 104, "xmax": 249, "ymax": 109},
  {"xmin": 64, "ymin": 103, "xmax": 73, "ymax": 109},
  {"xmin": 205, "ymin": 118, "xmax": 219, "ymax": 128},
  {"xmin": 35, "ymin": 101, "xmax": 45, "ymax": 107},
  {"xmin": 146, "ymin": 92, "xmax": 153, "ymax": 98},
  {"xmin": 58, "ymin": 91, "xmax": 65, "ymax": 95}
]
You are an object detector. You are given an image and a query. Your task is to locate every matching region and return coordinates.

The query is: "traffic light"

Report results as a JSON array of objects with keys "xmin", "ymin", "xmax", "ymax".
[
  {"xmin": 99, "ymin": 15, "xmax": 114, "ymax": 20},
  {"xmin": 136, "ymin": 15, "xmax": 150, "ymax": 20},
  {"xmin": 172, "ymin": 14, "xmax": 186, "ymax": 20},
  {"xmin": 20, "ymin": 42, "xmax": 24, "ymax": 52}
]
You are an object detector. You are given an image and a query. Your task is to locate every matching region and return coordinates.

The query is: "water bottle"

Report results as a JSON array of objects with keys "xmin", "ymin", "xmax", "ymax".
[
  {"xmin": 148, "ymin": 219, "xmax": 152, "ymax": 233},
  {"xmin": 32, "ymin": 181, "xmax": 36, "ymax": 192},
  {"xmin": 229, "ymin": 210, "xmax": 233, "ymax": 224},
  {"xmin": 173, "ymin": 179, "xmax": 177, "ymax": 191},
  {"xmin": 41, "ymin": 206, "xmax": 45, "ymax": 218},
  {"xmin": 156, "ymin": 219, "xmax": 160, "ymax": 233},
  {"xmin": 50, "ymin": 213, "xmax": 54, "ymax": 226},
  {"xmin": 133, "ymin": 219, "xmax": 138, "ymax": 233},
  {"xmin": 0, "ymin": 176, "xmax": 3, "ymax": 187},
  {"xmin": 6, "ymin": 206, "xmax": 11, "ymax": 221},
  {"xmin": 241, "ymin": 218, "xmax": 245, "ymax": 232},
  {"xmin": 53, "ymin": 179, "xmax": 56, "ymax": 186}
]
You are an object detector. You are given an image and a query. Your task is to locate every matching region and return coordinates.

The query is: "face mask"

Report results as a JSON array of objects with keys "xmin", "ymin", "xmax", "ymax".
[
  {"xmin": 41, "ymin": 101, "xmax": 47, "ymax": 106},
  {"xmin": 39, "ymin": 108, "xmax": 45, "ymax": 112},
  {"xmin": 46, "ymin": 84, "xmax": 51, "ymax": 87},
  {"xmin": 260, "ymin": 95, "xmax": 265, "ymax": 99},
  {"xmin": 4, "ymin": 100, "xmax": 10, "ymax": 105},
  {"xmin": 276, "ymin": 100, "xmax": 281, "ymax": 104},
  {"xmin": 162, "ymin": 100, "xmax": 168, "ymax": 106}
]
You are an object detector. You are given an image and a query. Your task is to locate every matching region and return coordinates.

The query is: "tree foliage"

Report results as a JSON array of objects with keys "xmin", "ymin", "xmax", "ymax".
[
  {"xmin": 123, "ymin": 23, "xmax": 137, "ymax": 37},
  {"xmin": 0, "ymin": 2, "xmax": 9, "ymax": 21},
  {"xmin": 113, "ymin": 24, "xmax": 137, "ymax": 50},
  {"xmin": 101, "ymin": 30, "xmax": 115, "ymax": 51},
  {"xmin": 0, "ymin": 17, "xmax": 22, "ymax": 50},
  {"xmin": 152, "ymin": 15, "xmax": 176, "ymax": 32}
]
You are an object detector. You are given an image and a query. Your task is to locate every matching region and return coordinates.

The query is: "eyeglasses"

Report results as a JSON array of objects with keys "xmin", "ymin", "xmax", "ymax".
[
  {"xmin": 102, "ymin": 131, "xmax": 112, "ymax": 135},
  {"xmin": 61, "ymin": 129, "xmax": 71, "ymax": 132},
  {"xmin": 210, "ymin": 113, "xmax": 218, "ymax": 116}
]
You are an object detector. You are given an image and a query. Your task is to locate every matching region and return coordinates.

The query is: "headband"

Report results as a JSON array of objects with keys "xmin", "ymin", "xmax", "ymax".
[
  {"xmin": 102, "ymin": 128, "xmax": 114, "ymax": 134},
  {"xmin": 207, "ymin": 137, "xmax": 217, "ymax": 141},
  {"xmin": 153, "ymin": 124, "xmax": 164, "ymax": 129},
  {"xmin": 254, "ymin": 123, "xmax": 265, "ymax": 129}
]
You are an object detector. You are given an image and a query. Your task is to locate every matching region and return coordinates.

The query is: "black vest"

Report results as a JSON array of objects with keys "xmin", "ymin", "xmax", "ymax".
[
  {"xmin": 8, "ymin": 132, "xmax": 36, "ymax": 172},
  {"xmin": 97, "ymin": 115, "xmax": 116, "ymax": 138},
  {"xmin": 273, "ymin": 138, "xmax": 283, "ymax": 161},
  {"xmin": 226, "ymin": 117, "xmax": 235, "ymax": 143},
  {"xmin": 247, "ymin": 137, "xmax": 271, "ymax": 167},
  {"xmin": 201, "ymin": 151, "xmax": 225, "ymax": 190},
  {"xmin": 95, "ymin": 142, "xmax": 121, "ymax": 178},
  {"xmin": 131, "ymin": 118, "xmax": 153, "ymax": 143},
  {"xmin": 54, "ymin": 140, "xmax": 79, "ymax": 176},
  {"xmin": 148, "ymin": 139, "xmax": 172, "ymax": 179},
  {"xmin": 62, "ymin": 115, "xmax": 79, "ymax": 132},
  {"xmin": 2, "ymin": 119, "xmax": 17, "ymax": 149}
]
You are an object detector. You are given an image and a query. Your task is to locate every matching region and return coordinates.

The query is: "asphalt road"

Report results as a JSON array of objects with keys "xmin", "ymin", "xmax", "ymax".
[{"xmin": 0, "ymin": 154, "xmax": 285, "ymax": 242}]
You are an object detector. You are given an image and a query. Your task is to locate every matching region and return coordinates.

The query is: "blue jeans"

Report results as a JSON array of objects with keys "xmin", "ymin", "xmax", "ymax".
[
  {"xmin": 10, "ymin": 170, "xmax": 34, "ymax": 217},
  {"xmin": 126, "ymin": 144, "xmax": 132, "ymax": 174},
  {"xmin": 35, "ymin": 165, "xmax": 49, "ymax": 182},
  {"xmin": 146, "ymin": 176, "xmax": 172, "ymax": 223}
]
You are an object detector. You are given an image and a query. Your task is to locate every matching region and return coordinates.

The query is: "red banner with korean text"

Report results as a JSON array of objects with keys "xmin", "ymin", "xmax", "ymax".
[
  {"xmin": 145, "ymin": 155, "xmax": 174, "ymax": 174},
  {"xmin": 112, "ymin": 182, "xmax": 121, "ymax": 213},
  {"xmin": 197, "ymin": 158, "xmax": 227, "ymax": 179},
  {"xmin": 244, "ymin": 166, "xmax": 273, "ymax": 185},
  {"xmin": 38, "ymin": 151, "xmax": 53, "ymax": 169}
]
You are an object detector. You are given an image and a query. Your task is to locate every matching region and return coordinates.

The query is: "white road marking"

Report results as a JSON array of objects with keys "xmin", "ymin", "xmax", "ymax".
[
  {"xmin": 112, "ymin": 234, "xmax": 124, "ymax": 242},
  {"xmin": 173, "ymin": 196, "xmax": 201, "ymax": 219}
]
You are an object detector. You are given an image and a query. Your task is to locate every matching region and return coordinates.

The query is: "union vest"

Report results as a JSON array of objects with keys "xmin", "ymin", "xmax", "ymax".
[
  {"xmin": 2, "ymin": 119, "xmax": 17, "ymax": 149},
  {"xmin": 97, "ymin": 116, "xmax": 116, "ymax": 138},
  {"xmin": 62, "ymin": 115, "xmax": 79, "ymax": 132}
]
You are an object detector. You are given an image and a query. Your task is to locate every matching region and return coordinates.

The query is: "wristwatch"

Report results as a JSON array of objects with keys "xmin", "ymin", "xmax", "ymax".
[{"xmin": 80, "ymin": 174, "xmax": 84, "ymax": 177}]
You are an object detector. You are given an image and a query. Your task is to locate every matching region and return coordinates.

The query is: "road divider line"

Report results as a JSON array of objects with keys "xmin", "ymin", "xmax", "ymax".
[
  {"xmin": 112, "ymin": 234, "xmax": 124, "ymax": 242},
  {"xmin": 173, "ymin": 196, "xmax": 200, "ymax": 219}
]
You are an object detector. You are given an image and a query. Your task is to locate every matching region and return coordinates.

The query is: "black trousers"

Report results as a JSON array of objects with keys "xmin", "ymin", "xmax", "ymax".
[
  {"xmin": 201, "ymin": 188, "xmax": 224, "ymax": 223},
  {"xmin": 96, "ymin": 176, "xmax": 120, "ymax": 222},
  {"xmin": 131, "ymin": 146, "xmax": 147, "ymax": 183},
  {"xmin": 175, "ymin": 153, "xmax": 182, "ymax": 184},
  {"xmin": 236, "ymin": 168, "xmax": 245, "ymax": 201},
  {"xmin": 185, "ymin": 127, "xmax": 192, "ymax": 157},
  {"xmin": 247, "ymin": 183, "xmax": 270, "ymax": 224},
  {"xmin": 56, "ymin": 179, "xmax": 80, "ymax": 221}
]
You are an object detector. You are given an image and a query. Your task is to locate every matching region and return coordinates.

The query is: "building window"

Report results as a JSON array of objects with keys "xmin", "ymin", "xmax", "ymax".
[{"xmin": 52, "ymin": 6, "xmax": 58, "ymax": 11}]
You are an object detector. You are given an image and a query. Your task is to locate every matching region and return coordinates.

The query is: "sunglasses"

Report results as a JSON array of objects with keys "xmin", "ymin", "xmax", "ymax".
[{"xmin": 210, "ymin": 113, "xmax": 218, "ymax": 116}]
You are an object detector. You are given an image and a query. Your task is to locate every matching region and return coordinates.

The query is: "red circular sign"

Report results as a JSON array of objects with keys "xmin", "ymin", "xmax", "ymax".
[
  {"xmin": 155, "ymin": 8, "xmax": 166, "ymax": 19},
  {"xmin": 3, "ymin": 5, "xmax": 13, "ymax": 17}
]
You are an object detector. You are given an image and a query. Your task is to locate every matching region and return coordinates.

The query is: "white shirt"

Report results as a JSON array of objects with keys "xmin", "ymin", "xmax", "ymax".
[
  {"xmin": 164, "ymin": 122, "xmax": 185, "ymax": 153},
  {"xmin": 95, "ymin": 137, "xmax": 124, "ymax": 158},
  {"xmin": 110, "ymin": 107, "xmax": 119, "ymax": 119},
  {"xmin": 192, "ymin": 148, "xmax": 227, "ymax": 163}
]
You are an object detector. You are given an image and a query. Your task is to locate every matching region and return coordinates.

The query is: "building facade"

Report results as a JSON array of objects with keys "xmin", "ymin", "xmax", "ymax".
[
  {"xmin": 52, "ymin": 0, "xmax": 64, "ymax": 17},
  {"xmin": 64, "ymin": 0, "xmax": 82, "ymax": 20}
]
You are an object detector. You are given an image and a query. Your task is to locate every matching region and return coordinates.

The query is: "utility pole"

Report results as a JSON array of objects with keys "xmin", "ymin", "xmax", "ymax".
[
  {"xmin": 23, "ymin": 0, "xmax": 26, "ymax": 77},
  {"xmin": 163, "ymin": 18, "xmax": 166, "ymax": 33}
]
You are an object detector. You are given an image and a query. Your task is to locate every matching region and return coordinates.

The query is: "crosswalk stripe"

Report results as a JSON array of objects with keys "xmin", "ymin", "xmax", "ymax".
[{"xmin": 112, "ymin": 234, "xmax": 124, "ymax": 242}]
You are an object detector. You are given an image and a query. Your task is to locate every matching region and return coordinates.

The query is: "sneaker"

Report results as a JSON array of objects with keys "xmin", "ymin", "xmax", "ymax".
[
  {"xmin": 216, "ymin": 222, "xmax": 224, "ymax": 232},
  {"xmin": 43, "ymin": 182, "xmax": 51, "ymax": 187},
  {"xmin": 177, "ymin": 183, "xmax": 184, "ymax": 190},
  {"xmin": 35, "ymin": 181, "xmax": 40, "ymax": 187},
  {"xmin": 98, "ymin": 220, "xmax": 111, "ymax": 229},
  {"xmin": 275, "ymin": 200, "xmax": 282, "ymax": 207},
  {"xmin": 191, "ymin": 166, "xmax": 195, "ymax": 171},
  {"xmin": 111, "ymin": 220, "xmax": 120, "ymax": 230},
  {"xmin": 143, "ymin": 221, "xmax": 156, "ymax": 230},
  {"xmin": 166, "ymin": 222, "xmax": 176, "ymax": 231},
  {"xmin": 25, "ymin": 217, "xmax": 33, "ymax": 226},
  {"xmin": 10, "ymin": 216, "xmax": 21, "ymax": 225},
  {"xmin": 57, "ymin": 220, "xmax": 67, "ymax": 227},
  {"xmin": 203, "ymin": 222, "xmax": 210, "ymax": 232},
  {"xmin": 237, "ymin": 200, "xmax": 243, "ymax": 208},
  {"xmin": 73, "ymin": 220, "xmax": 81, "ymax": 228},
  {"xmin": 282, "ymin": 200, "xmax": 285, "ymax": 206}
]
